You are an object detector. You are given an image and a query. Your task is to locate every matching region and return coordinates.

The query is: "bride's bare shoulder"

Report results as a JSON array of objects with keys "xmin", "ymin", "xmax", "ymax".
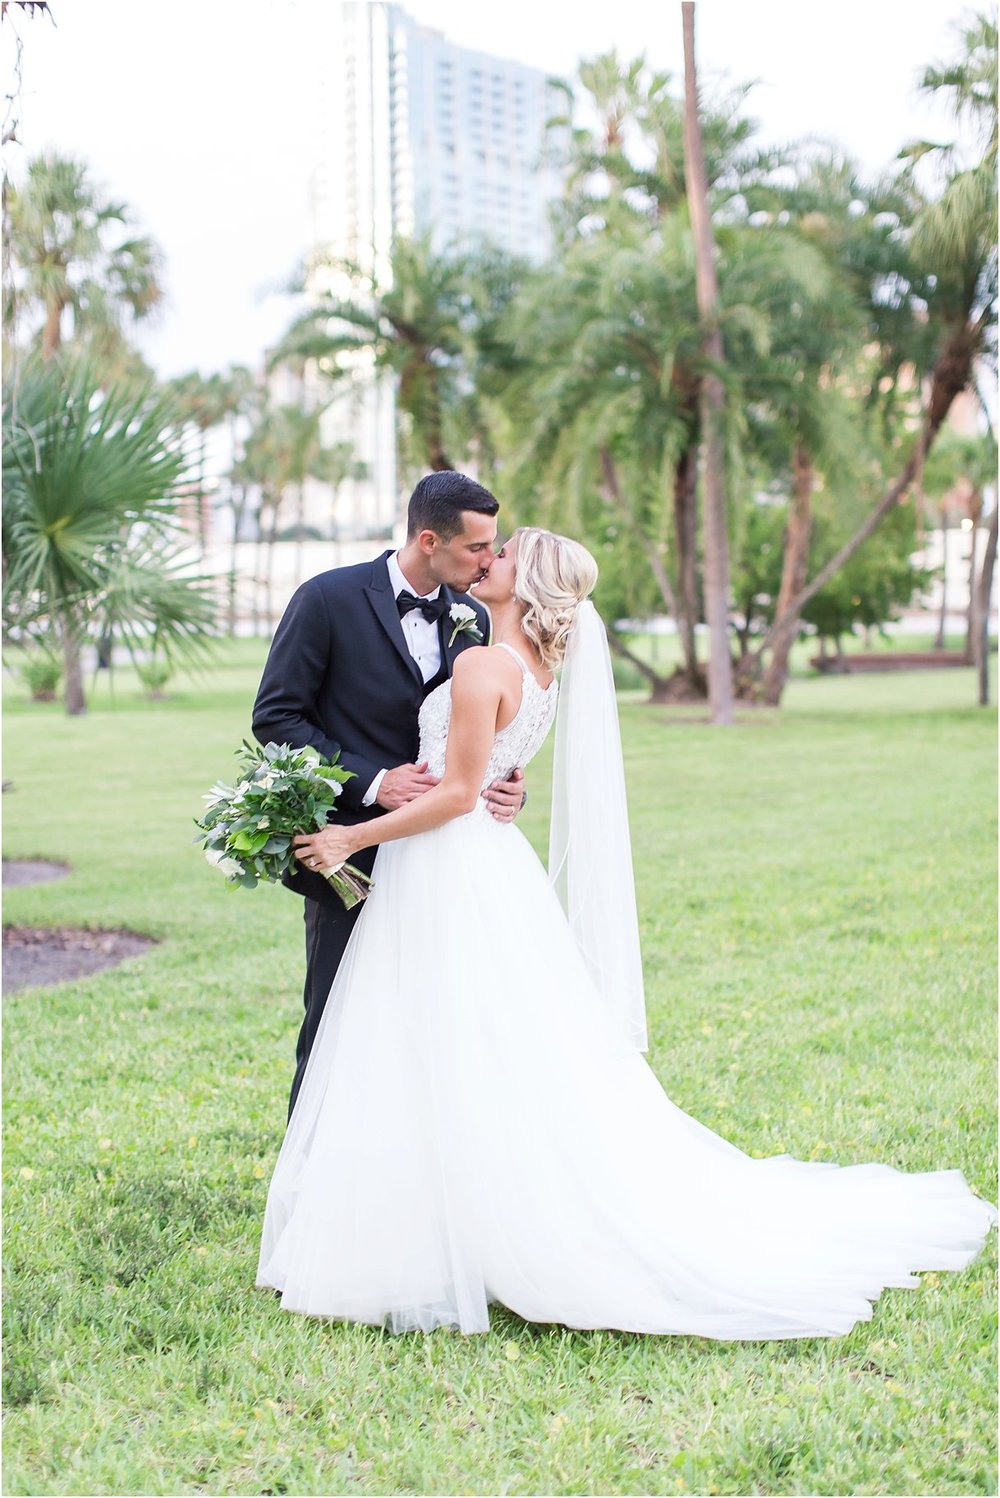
[
  {"xmin": 450, "ymin": 645, "xmax": 521, "ymax": 707},
  {"xmin": 452, "ymin": 645, "xmax": 520, "ymax": 683}
]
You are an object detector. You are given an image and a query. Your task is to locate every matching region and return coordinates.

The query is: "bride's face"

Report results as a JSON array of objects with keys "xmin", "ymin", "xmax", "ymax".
[{"xmin": 471, "ymin": 539, "xmax": 516, "ymax": 604}]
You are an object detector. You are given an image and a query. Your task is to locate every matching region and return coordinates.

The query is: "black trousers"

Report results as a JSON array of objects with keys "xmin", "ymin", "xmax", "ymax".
[{"xmin": 288, "ymin": 848, "xmax": 375, "ymax": 1118}]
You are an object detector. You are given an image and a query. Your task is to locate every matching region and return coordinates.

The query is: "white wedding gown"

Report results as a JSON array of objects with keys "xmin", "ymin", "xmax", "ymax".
[{"xmin": 257, "ymin": 648, "xmax": 996, "ymax": 1337}]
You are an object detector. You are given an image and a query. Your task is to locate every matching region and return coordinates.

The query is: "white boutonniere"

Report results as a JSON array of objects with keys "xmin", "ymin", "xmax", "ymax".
[{"xmin": 447, "ymin": 603, "xmax": 483, "ymax": 648}]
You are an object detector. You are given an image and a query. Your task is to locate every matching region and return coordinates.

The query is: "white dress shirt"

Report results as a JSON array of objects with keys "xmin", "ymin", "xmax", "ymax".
[
  {"xmin": 361, "ymin": 552, "xmax": 445, "ymax": 807},
  {"xmin": 386, "ymin": 550, "xmax": 444, "ymax": 684}
]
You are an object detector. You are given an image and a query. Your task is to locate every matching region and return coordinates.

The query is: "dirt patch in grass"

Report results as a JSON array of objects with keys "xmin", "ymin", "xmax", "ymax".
[
  {"xmin": 2, "ymin": 859, "xmax": 70, "ymax": 887},
  {"xmin": 2, "ymin": 925, "xmax": 156, "ymax": 992}
]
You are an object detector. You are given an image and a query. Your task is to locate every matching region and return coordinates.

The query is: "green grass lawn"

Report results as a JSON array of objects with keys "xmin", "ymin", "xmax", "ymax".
[{"xmin": 3, "ymin": 645, "xmax": 997, "ymax": 1497}]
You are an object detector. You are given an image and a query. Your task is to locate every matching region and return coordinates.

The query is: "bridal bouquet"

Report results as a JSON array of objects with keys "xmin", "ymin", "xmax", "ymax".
[{"xmin": 194, "ymin": 740, "xmax": 373, "ymax": 909}]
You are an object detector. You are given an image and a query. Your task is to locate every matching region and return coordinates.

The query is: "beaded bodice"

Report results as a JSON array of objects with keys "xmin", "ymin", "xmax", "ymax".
[{"xmin": 417, "ymin": 644, "xmax": 558, "ymax": 794}]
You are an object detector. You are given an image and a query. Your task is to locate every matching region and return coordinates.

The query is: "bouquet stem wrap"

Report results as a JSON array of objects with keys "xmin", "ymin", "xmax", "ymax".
[{"xmin": 320, "ymin": 860, "xmax": 373, "ymax": 910}]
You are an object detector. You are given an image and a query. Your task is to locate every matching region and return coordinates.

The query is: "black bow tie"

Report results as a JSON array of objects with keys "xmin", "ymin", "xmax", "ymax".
[{"xmin": 396, "ymin": 589, "xmax": 448, "ymax": 623}]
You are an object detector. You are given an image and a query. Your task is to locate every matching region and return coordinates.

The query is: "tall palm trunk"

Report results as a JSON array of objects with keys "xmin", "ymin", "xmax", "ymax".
[
  {"xmin": 934, "ymin": 509, "xmax": 949, "ymax": 649},
  {"xmin": 42, "ymin": 298, "xmax": 62, "ymax": 360},
  {"xmin": 425, "ymin": 391, "xmax": 453, "ymax": 472},
  {"xmin": 963, "ymin": 489, "xmax": 983, "ymax": 664},
  {"xmin": 973, "ymin": 503, "xmax": 998, "ymax": 706},
  {"xmin": 761, "ymin": 443, "xmax": 814, "ymax": 705},
  {"xmin": 403, "ymin": 361, "xmax": 453, "ymax": 472},
  {"xmin": 681, "ymin": 1, "xmax": 733, "ymax": 725},
  {"xmin": 597, "ymin": 447, "xmax": 703, "ymax": 700},
  {"xmin": 673, "ymin": 441, "xmax": 701, "ymax": 685},
  {"xmin": 264, "ymin": 500, "xmax": 282, "ymax": 634},
  {"xmin": 227, "ymin": 483, "xmax": 249, "ymax": 635},
  {"xmin": 61, "ymin": 619, "xmax": 86, "ymax": 715},
  {"xmin": 253, "ymin": 515, "xmax": 266, "ymax": 636}
]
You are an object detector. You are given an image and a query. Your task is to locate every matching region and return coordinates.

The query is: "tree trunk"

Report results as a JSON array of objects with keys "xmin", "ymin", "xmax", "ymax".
[
  {"xmin": 757, "ymin": 319, "xmax": 980, "ymax": 662},
  {"xmin": 599, "ymin": 446, "xmax": 680, "ymax": 619},
  {"xmin": 264, "ymin": 521, "xmax": 278, "ymax": 636},
  {"xmin": 963, "ymin": 489, "xmax": 983, "ymax": 664},
  {"xmin": 61, "ymin": 627, "xmax": 86, "ymax": 715},
  {"xmin": 263, "ymin": 493, "xmax": 284, "ymax": 634},
  {"xmin": 427, "ymin": 437, "xmax": 453, "ymax": 472},
  {"xmin": 597, "ymin": 447, "xmax": 706, "ymax": 701},
  {"xmin": 425, "ymin": 377, "xmax": 453, "ymax": 472},
  {"xmin": 973, "ymin": 503, "xmax": 997, "ymax": 706},
  {"xmin": 681, "ymin": 1, "xmax": 733, "ymax": 726},
  {"xmin": 42, "ymin": 297, "xmax": 62, "ymax": 360},
  {"xmin": 760, "ymin": 443, "xmax": 814, "ymax": 705},
  {"xmin": 934, "ymin": 510, "xmax": 949, "ymax": 649},
  {"xmin": 95, "ymin": 631, "xmax": 113, "ymax": 670},
  {"xmin": 227, "ymin": 485, "xmax": 249, "ymax": 635},
  {"xmin": 253, "ymin": 528, "xmax": 264, "ymax": 636},
  {"xmin": 673, "ymin": 441, "xmax": 701, "ymax": 685}
]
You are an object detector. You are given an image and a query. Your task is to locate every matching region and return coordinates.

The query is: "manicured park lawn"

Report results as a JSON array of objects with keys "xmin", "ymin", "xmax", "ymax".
[{"xmin": 3, "ymin": 642, "xmax": 996, "ymax": 1496}]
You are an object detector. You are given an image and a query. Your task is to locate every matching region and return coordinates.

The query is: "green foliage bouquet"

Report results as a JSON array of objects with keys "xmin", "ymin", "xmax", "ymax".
[{"xmin": 195, "ymin": 741, "xmax": 373, "ymax": 909}]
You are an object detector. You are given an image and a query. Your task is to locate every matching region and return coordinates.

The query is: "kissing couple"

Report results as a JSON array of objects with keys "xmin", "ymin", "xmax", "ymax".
[{"xmin": 252, "ymin": 471, "xmax": 994, "ymax": 1337}]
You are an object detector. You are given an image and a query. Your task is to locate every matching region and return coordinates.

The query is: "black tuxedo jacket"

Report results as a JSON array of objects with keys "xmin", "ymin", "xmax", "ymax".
[{"xmin": 252, "ymin": 550, "xmax": 491, "ymax": 905}]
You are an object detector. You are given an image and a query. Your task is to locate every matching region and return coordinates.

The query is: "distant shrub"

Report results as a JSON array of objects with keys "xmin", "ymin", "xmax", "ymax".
[
  {"xmin": 136, "ymin": 659, "xmax": 173, "ymax": 700},
  {"xmin": 19, "ymin": 653, "xmax": 61, "ymax": 702}
]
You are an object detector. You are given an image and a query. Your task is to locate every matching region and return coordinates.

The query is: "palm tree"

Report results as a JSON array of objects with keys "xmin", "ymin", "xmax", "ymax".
[
  {"xmin": 973, "ymin": 503, "xmax": 998, "ymax": 705},
  {"xmin": 503, "ymin": 207, "xmax": 846, "ymax": 704},
  {"xmin": 547, "ymin": 49, "xmax": 771, "ymax": 242},
  {"xmin": 4, "ymin": 153, "xmax": 163, "ymax": 362},
  {"xmin": 546, "ymin": 51, "xmax": 650, "ymax": 231},
  {"xmin": 2, "ymin": 356, "xmax": 217, "ymax": 713},
  {"xmin": 213, "ymin": 365, "xmax": 259, "ymax": 634},
  {"xmin": 271, "ymin": 236, "xmax": 525, "ymax": 478},
  {"xmin": 755, "ymin": 13, "xmax": 998, "ymax": 655},
  {"xmin": 500, "ymin": 222, "xmax": 704, "ymax": 697},
  {"xmin": 165, "ymin": 369, "xmax": 239, "ymax": 554},
  {"xmin": 235, "ymin": 400, "xmax": 292, "ymax": 632},
  {"xmin": 682, "ymin": 0, "xmax": 734, "ymax": 724},
  {"xmin": 233, "ymin": 395, "xmax": 360, "ymax": 631},
  {"xmin": 922, "ymin": 428, "xmax": 998, "ymax": 656},
  {"xmin": 533, "ymin": 50, "xmax": 800, "ymax": 700}
]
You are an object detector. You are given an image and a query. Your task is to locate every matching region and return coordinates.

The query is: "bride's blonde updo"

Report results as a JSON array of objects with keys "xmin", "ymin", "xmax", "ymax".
[{"xmin": 510, "ymin": 527, "xmax": 599, "ymax": 671}]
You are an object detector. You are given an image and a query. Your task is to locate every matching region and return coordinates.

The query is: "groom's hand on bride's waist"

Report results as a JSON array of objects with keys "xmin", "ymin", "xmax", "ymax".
[
  {"xmin": 375, "ymin": 761, "xmax": 441, "ymax": 810},
  {"xmin": 482, "ymin": 767, "xmax": 526, "ymax": 824}
]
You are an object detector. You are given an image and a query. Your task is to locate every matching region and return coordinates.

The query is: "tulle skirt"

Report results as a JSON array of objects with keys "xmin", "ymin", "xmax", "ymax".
[{"xmin": 257, "ymin": 810, "xmax": 996, "ymax": 1337}]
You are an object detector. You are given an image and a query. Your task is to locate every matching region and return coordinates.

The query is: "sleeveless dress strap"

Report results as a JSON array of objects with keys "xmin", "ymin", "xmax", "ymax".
[{"xmin": 495, "ymin": 642, "xmax": 531, "ymax": 675}]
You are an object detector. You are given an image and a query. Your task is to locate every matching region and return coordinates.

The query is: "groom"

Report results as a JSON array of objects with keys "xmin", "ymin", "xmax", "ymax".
[{"xmin": 253, "ymin": 470, "xmax": 524, "ymax": 1116}]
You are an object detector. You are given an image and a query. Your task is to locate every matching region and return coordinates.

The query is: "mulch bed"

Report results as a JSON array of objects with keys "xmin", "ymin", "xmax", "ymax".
[
  {"xmin": 2, "ymin": 858, "xmax": 70, "ymax": 887},
  {"xmin": 810, "ymin": 651, "xmax": 968, "ymax": 674},
  {"xmin": 2, "ymin": 925, "xmax": 156, "ymax": 993}
]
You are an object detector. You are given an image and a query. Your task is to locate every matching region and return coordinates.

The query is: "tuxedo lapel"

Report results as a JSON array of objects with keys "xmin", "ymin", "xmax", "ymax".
[
  {"xmin": 363, "ymin": 552, "xmax": 423, "ymax": 687},
  {"xmin": 439, "ymin": 585, "xmax": 464, "ymax": 676},
  {"xmin": 439, "ymin": 585, "xmax": 488, "ymax": 675}
]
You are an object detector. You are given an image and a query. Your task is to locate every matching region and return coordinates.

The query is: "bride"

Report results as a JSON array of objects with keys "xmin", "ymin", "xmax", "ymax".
[{"xmin": 257, "ymin": 527, "xmax": 995, "ymax": 1337}]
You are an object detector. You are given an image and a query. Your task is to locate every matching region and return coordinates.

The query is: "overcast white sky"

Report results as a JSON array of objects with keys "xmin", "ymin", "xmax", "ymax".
[{"xmin": 1, "ymin": 0, "xmax": 978, "ymax": 379}]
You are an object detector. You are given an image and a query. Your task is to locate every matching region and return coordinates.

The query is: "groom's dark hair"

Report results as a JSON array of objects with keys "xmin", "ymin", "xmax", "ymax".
[{"xmin": 406, "ymin": 471, "xmax": 499, "ymax": 541}]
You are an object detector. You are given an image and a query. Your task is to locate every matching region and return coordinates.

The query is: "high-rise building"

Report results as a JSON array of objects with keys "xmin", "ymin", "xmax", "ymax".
[
  {"xmin": 305, "ymin": 2, "xmax": 566, "ymax": 538},
  {"xmin": 314, "ymin": 2, "xmax": 564, "ymax": 270}
]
